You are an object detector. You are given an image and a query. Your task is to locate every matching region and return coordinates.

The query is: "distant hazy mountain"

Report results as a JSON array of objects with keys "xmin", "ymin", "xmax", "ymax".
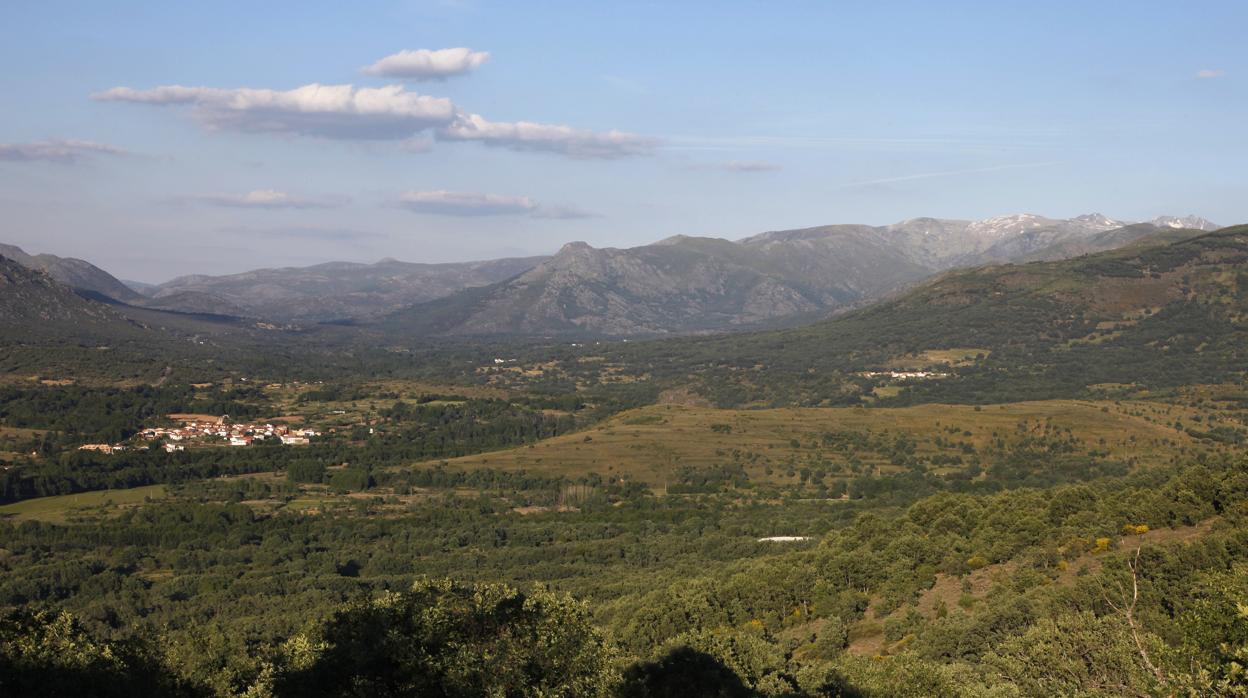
[
  {"xmin": 0, "ymin": 243, "xmax": 142, "ymax": 303},
  {"xmin": 146, "ymin": 256, "xmax": 547, "ymax": 322},
  {"xmin": 7, "ymin": 212, "xmax": 1217, "ymax": 334},
  {"xmin": 385, "ymin": 231, "xmax": 929, "ymax": 336},
  {"xmin": 382, "ymin": 213, "xmax": 1214, "ymax": 337},
  {"xmin": 122, "ymin": 279, "xmax": 159, "ymax": 295}
]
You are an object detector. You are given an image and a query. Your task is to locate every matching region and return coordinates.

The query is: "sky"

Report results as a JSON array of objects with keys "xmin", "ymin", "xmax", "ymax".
[{"xmin": 0, "ymin": 1, "xmax": 1244, "ymax": 282}]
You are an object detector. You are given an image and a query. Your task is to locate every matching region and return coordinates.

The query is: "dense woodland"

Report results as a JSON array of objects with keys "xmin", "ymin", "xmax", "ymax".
[{"xmin": 3, "ymin": 228, "xmax": 1248, "ymax": 695}]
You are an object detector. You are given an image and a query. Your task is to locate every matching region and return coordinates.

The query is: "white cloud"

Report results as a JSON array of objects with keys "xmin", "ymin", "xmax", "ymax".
[
  {"xmin": 362, "ymin": 48, "xmax": 490, "ymax": 80},
  {"xmin": 0, "ymin": 139, "xmax": 126, "ymax": 163},
  {"xmin": 398, "ymin": 190, "xmax": 594, "ymax": 218},
  {"xmin": 189, "ymin": 189, "xmax": 350, "ymax": 209},
  {"xmin": 94, "ymin": 83, "xmax": 456, "ymax": 140},
  {"xmin": 438, "ymin": 112, "xmax": 658, "ymax": 159},
  {"xmin": 1195, "ymin": 69, "xmax": 1225, "ymax": 79},
  {"xmin": 94, "ymin": 83, "xmax": 655, "ymax": 159}
]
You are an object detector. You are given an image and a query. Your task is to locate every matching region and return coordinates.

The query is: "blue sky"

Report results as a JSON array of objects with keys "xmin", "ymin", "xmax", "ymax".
[{"xmin": 1, "ymin": 1, "xmax": 1243, "ymax": 281}]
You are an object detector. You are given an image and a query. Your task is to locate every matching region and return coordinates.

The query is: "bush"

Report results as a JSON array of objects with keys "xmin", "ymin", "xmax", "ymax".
[{"xmin": 272, "ymin": 578, "xmax": 618, "ymax": 697}]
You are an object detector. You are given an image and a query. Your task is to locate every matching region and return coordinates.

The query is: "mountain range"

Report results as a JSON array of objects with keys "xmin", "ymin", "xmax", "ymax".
[
  {"xmin": 0, "ymin": 213, "xmax": 1220, "ymax": 338},
  {"xmin": 379, "ymin": 213, "xmax": 1217, "ymax": 336},
  {"xmin": 591, "ymin": 221, "xmax": 1248, "ymax": 407}
]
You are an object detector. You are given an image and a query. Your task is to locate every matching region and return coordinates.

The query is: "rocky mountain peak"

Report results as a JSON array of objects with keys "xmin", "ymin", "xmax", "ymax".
[{"xmin": 1150, "ymin": 215, "xmax": 1219, "ymax": 231}]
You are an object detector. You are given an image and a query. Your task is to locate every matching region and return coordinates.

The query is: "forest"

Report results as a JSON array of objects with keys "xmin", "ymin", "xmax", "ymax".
[{"xmin": 3, "ymin": 230, "xmax": 1248, "ymax": 696}]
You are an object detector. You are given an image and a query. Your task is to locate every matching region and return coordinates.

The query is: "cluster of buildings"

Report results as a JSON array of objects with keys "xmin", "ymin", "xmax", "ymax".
[
  {"xmin": 861, "ymin": 370, "xmax": 949, "ymax": 380},
  {"xmin": 77, "ymin": 443, "xmax": 144, "ymax": 455},
  {"xmin": 76, "ymin": 418, "xmax": 323, "ymax": 455},
  {"xmin": 140, "ymin": 418, "xmax": 321, "ymax": 448}
]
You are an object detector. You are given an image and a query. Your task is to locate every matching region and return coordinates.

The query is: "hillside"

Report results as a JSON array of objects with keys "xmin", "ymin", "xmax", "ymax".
[
  {"xmin": 146, "ymin": 255, "xmax": 548, "ymax": 322},
  {"xmin": 0, "ymin": 243, "xmax": 142, "ymax": 303},
  {"xmin": 22, "ymin": 211, "xmax": 1192, "ymax": 334},
  {"xmin": 384, "ymin": 233, "xmax": 927, "ymax": 336},
  {"xmin": 0, "ymin": 255, "xmax": 145, "ymax": 340},
  {"xmin": 383, "ymin": 214, "xmax": 1196, "ymax": 337},
  {"xmin": 473, "ymin": 224, "xmax": 1248, "ymax": 406}
]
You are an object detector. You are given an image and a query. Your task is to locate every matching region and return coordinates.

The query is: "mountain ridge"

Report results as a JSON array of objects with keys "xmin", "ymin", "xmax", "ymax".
[
  {"xmin": 380, "ymin": 214, "xmax": 1216, "ymax": 337},
  {"xmin": 0, "ymin": 243, "xmax": 142, "ymax": 303}
]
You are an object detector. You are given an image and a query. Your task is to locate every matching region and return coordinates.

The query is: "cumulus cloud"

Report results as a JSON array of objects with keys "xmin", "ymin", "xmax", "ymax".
[
  {"xmin": 94, "ymin": 83, "xmax": 456, "ymax": 140},
  {"xmin": 437, "ymin": 112, "xmax": 658, "ymax": 159},
  {"xmin": 188, "ymin": 189, "xmax": 350, "ymax": 209},
  {"xmin": 94, "ymin": 83, "xmax": 654, "ymax": 158},
  {"xmin": 1195, "ymin": 69, "xmax": 1225, "ymax": 79},
  {"xmin": 398, "ymin": 190, "xmax": 595, "ymax": 219},
  {"xmin": 0, "ymin": 139, "xmax": 127, "ymax": 163},
  {"xmin": 362, "ymin": 48, "xmax": 490, "ymax": 80}
]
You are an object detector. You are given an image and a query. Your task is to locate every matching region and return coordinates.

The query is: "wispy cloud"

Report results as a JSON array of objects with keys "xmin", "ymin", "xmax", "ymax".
[
  {"xmin": 187, "ymin": 189, "xmax": 351, "ymax": 209},
  {"xmin": 530, "ymin": 204, "xmax": 598, "ymax": 220},
  {"xmin": 397, "ymin": 190, "xmax": 596, "ymax": 219},
  {"xmin": 0, "ymin": 139, "xmax": 127, "ymax": 163},
  {"xmin": 689, "ymin": 160, "xmax": 782, "ymax": 173},
  {"xmin": 834, "ymin": 162, "xmax": 1061, "ymax": 189},
  {"xmin": 362, "ymin": 48, "xmax": 490, "ymax": 81},
  {"xmin": 666, "ymin": 134, "xmax": 1054, "ymax": 153},
  {"xmin": 437, "ymin": 112, "xmax": 658, "ymax": 159},
  {"xmin": 1195, "ymin": 69, "xmax": 1225, "ymax": 79}
]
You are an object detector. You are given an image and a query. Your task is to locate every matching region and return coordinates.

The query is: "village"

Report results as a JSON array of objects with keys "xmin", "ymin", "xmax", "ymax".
[
  {"xmin": 78, "ymin": 416, "xmax": 321, "ymax": 455},
  {"xmin": 860, "ymin": 370, "xmax": 949, "ymax": 380}
]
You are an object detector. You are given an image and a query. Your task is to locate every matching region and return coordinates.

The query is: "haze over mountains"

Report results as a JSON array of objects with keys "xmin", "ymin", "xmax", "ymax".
[
  {"xmin": 1, "ymin": 213, "xmax": 1219, "ymax": 337},
  {"xmin": 0, "ymin": 243, "xmax": 143, "ymax": 304},
  {"xmin": 379, "ymin": 213, "xmax": 1217, "ymax": 336}
]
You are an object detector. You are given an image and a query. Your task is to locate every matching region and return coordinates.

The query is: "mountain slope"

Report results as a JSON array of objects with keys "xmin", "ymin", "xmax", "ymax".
[
  {"xmin": 148, "ymin": 255, "xmax": 547, "ymax": 322},
  {"xmin": 576, "ymin": 224, "xmax": 1248, "ymax": 406},
  {"xmin": 0, "ymin": 254, "xmax": 145, "ymax": 340},
  {"xmin": 383, "ymin": 214, "xmax": 1210, "ymax": 337},
  {"xmin": 384, "ymin": 231, "xmax": 931, "ymax": 336},
  {"xmin": 0, "ymin": 243, "xmax": 142, "ymax": 303}
]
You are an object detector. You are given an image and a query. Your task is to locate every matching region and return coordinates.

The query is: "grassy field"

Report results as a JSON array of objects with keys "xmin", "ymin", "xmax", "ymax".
[
  {"xmin": 414, "ymin": 400, "xmax": 1212, "ymax": 486},
  {"xmin": 0, "ymin": 485, "xmax": 168, "ymax": 522}
]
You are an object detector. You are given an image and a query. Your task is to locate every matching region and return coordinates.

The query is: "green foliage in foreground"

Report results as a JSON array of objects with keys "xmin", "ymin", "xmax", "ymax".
[
  {"xmin": 273, "ymin": 578, "xmax": 619, "ymax": 698},
  {"xmin": 0, "ymin": 609, "xmax": 200, "ymax": 697},
  {"xmin": 4, "ymin": 454, "xmax": 1248, "ymax": 696}
]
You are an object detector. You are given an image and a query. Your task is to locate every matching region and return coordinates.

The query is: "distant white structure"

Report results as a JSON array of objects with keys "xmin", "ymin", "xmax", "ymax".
[
  {"xmin": 756, "ymin": 536, "xmax": 812, "ymax": 543},
  {"xmin": 861, "ymin": 370, "xmax": 948, "ymax": 380}
]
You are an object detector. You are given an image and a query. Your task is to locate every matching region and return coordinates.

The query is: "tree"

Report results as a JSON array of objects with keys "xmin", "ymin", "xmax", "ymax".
[
  {"xmin": 0, "ymin": 609, "xmax": 199, "ymax": 697},
  {"xmin": 985, "ymin": 611, "xmax": 1164, "ymax": 697},
  {"xmin": 618, "ymin": 646, "xmax": 753, "ymax": 698},
  {"xmin": 271, "ymin": 578, "xmax": 618, "ymax": 697}
]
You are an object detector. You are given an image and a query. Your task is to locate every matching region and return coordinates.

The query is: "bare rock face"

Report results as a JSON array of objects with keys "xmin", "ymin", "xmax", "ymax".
[{"xmin": 1150, "ymin": 215, "xmax": 1219, "ymax": 231}]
